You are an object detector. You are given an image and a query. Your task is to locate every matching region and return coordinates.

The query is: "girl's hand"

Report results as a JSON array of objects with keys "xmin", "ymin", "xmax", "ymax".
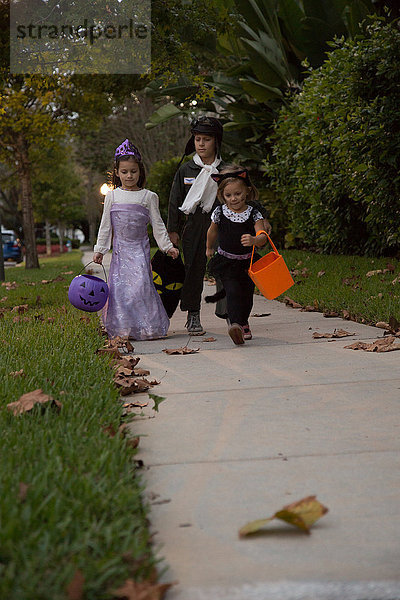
[
  {"xmin": 167, "ymin": 247, "xmax": 179, "ymax": 259},
  {"xmin": 206, "ymin": 247, "xmax": 215, "ymax": 258},
  {"xmin": 93, "ymin": 252, "xmax": 103, "ymax": 264},
  {"xmin": 241, "ymin": 234, "xmax": 255, "ymax": 247},
  {"xmin": 264, "ymin": 220, "xmax": 272, "ymax": 235}
]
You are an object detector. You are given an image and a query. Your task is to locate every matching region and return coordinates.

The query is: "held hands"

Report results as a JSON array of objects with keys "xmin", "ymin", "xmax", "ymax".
[
  {"xmin": 93, "ymin": 252, "xmax": 103, "ymax": 264},
  {"xmin": 167, "ymin": 247, "xmax": 179, "ymax": 259},
  {"xmin": 169, "ymin": 232, "xmax": 180, "ymax": 246}
]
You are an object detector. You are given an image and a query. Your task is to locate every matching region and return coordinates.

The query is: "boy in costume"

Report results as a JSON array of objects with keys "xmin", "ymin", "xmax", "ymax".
[{"xmin": 168, "ymin": 117, "xmax": 224, "ymax": 334}]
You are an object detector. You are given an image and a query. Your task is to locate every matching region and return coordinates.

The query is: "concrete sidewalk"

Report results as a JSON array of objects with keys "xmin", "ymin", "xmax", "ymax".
[{"xmin": 83, "ymin": 251, "xmax": 400, "ymax": 600}]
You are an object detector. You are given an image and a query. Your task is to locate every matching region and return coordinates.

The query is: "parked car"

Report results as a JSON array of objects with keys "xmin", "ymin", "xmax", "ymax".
[{"xmin": 2, "ymin": 230, "xmax": 23, "ymax": 263}]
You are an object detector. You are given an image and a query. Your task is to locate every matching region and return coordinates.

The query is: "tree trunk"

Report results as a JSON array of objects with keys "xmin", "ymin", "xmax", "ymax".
[
  {"xmin": 16, "ymin": 134, "xmax": 39, "ymax": 269},
  {"xmin": 57, "ymin": 220, "xmax": 65, "ymax": 253},
  {"xmin": 45, "ymin": 219, "xmax": 52, "ymax": 256},
  {"xmin": 0, "ymin": 211, "xmax": 5, "ymax": 282}
]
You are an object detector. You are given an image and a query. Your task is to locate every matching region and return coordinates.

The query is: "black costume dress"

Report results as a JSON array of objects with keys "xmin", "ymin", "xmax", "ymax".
[{"xmin": 208, "ymin": 205, "xmax": 262, "ymax": 327}]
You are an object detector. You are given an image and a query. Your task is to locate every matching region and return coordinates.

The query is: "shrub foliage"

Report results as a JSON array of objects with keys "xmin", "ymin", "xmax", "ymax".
[{"xmin": 265, "ymin": 18, "xmax": 400, "ymax": 256}]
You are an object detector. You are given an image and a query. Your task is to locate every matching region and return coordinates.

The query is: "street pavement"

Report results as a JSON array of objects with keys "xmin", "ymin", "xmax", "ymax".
[{"xmin": 83, "ymin": 250, "xmax": 400, "ymax": 600}]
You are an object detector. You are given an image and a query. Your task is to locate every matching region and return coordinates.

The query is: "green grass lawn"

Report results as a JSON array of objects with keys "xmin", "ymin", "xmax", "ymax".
[
  {"xmin": 0, "ymin": 252, "xmax": 157, "ymax": 600},
  {"xmin": 278, "ymin": 249, "xmax": 400, "ymax": 325}
]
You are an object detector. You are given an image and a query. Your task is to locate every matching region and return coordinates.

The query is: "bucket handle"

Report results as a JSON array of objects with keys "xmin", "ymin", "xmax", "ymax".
[
  {"xmin": 249, "ymin": 230, "xmax": 280, "ymax": 270},
  {"xmin": 77, "ymin": 261, "xmax": 108, "ymax": 283}
]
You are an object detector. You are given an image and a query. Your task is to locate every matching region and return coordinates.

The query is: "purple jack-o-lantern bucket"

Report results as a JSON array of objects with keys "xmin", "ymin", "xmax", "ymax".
[{"xmin": 68, "ymin": 263, "xmax": 109, "ymax": 312}]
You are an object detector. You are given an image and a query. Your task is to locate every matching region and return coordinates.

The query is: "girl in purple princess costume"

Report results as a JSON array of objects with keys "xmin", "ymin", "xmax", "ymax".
[{"xmin": 93, "ymin": 139, "xmax": 179, "ymax": 340}]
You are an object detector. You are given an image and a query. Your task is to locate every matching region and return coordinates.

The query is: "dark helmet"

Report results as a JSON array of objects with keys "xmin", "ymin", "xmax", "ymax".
[{"xmin": 184, "ymin": 116, "xmax": 224, "ymax": 157}]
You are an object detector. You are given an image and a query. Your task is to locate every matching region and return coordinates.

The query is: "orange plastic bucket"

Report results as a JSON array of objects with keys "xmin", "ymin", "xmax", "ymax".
[{"xmin": 248, "ymin": 231, "xmax": 294, "ymax": 300}]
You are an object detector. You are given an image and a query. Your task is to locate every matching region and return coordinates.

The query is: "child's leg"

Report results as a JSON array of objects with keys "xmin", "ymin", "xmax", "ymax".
[{"xmin": 222, "ymin": 272, "xmax": 254, "ymax": 326}]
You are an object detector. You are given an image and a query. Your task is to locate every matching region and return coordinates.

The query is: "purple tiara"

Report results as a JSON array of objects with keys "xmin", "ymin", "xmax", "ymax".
[{"xmin": 114, "ymin": 138, "xmax": 142, "ymax": 161}]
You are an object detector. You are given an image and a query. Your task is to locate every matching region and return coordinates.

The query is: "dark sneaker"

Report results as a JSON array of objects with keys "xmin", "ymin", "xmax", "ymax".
[
  {"xmin": 185, "ymin": 311, "xmax": 204, "ymax": 334},
  {"xmin": 228, "ymin": 323, "xmax": 245, "ymax": 345},
  {"xmin": 243, "ymin": 323, "xmax": 252, "ymax": 340}
]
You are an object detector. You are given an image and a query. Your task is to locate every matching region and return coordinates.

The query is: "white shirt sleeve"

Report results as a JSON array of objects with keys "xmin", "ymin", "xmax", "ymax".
[
  {"xmin": 93, "ymin": 191, "xmax": 113, "ymax": 254},
  {"xmin": 147, "ymin": 191, "xmax": 173, "ymax": 253}
]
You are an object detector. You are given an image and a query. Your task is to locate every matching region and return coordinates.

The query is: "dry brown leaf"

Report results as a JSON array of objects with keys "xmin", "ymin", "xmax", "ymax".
[
  {"xmin": 18, "ymin": 482, "xmax": 29, "ymax": 502},
  {"xmin": 202, "ymin": 337, "xmax": 216, "ymax": 342},
  {"xmin": 7, "ymin": 389, "xmax": 62, "ymax": 416},
  {"xmin": 112, "ymin": 579, "xmax": 174, "ymax": 600},
  {"xmin": 301, "ymin": 305, "xmax": 316, "ymax": 312},
  {"xmin": 2, "ymin": 281, "xmax": 18, "ymax": 290},
  {"xmin": 284, "ymin": 297, "xmax": 302, "ymax": 309},
  {"xmin": 375, "ymin": 321, "xmax": 390, "ymax": 330},
  {"xmin": 313, "ymin": 329, "xmax": 355, "ymax": 339},
  {"xmin": 163, "ymin": 346, "xmax": 199, "ymax": 355},
  {"xmin": 126, "ymin": 437, "xmax": 140, "ymax": 449},
  {"xmin": 66, "ymin": 569, "xmax": 85, "ymax": 600},
  {"xmin": 108, "ymin": 337, "xmax": 134, "ymax": 352},
  {"xmin": 317, "ymin": 270, "xmax": 325, "ymax": 277},
  {"xmin": 11, "ymin": 304, "xmax": 28, "ymax": 313},
  {"xmin": 1, "ymin": 296, "xmax": 8, "ymax": 302},
  {"xmin": 133, "ymin": 367, "xmax": 150, "ymax": 376},
  {"xmin": 344, "ymin": 336, "xmax": 400, "ymax": 352},
  {"xmin": 115, "ymin": 377, "xmax": 152, "ymax": 395},
  {"xmin": 97, "ymin": 347, "xmax": 121, "ymax": 358},
  {"xmin": 252, "ymin": 313, "xmax": 271, "ymax": 317},
  {"xmin": 391, "ymin": 274, "xmax": 400, "ymax": 285},
  {"xmin": 9, "ymin": 369, "xmax": 25, "ymax": 377},
  {"xmin": 118, "ymin": 356, "xmax": 140, "ymax": 368},
  {"xmin": 61, "ymin": 270, "xmax": 74, "ymax": 274},
  {"xmin": 323, "ymin": 310, "xmax": 339, "ymax": 318},
  {"xmin": 342, "ymin": 310, "xmax": 350, "ymax": 319},
  {"xmin": 123, "ymin": 400, "xmax": 148, "ymax": 408},
  {"xmin": 148, "ymin": 379, "xmax": 160, "ymax": 386},
  {"xmin": 239, "ymin": 495, "xmax": 328, "ymax": 537}
]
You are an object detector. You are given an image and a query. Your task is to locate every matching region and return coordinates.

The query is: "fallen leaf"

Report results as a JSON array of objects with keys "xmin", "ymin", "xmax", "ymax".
[
  {"xmin": 312, "ymin": 329, "xmax": 355, "ymax": 339},
  {"xmin": 11, "ymin": 304, "xmax": 28, "ymax": 313},
  {"xmin": 344, "ymin": 336, "xmax": 400, "ymax": 352},
  {"xmin": 323, "ymin": 310, "xmax": 339, "ymax": 318},
  {"xmin": 9, "ymin": 369, "xmax": 25, "ymax": 377},
  {"xmin": 342, "ymin": 310, "xmax": 350, "ymax": 319},
  {"xmin": 163, "ymin": 346, "xmax": 199, "ymax": 355},
  {"xmin": 66, "ymin": 569, "xmax": 85, "ymax": 600},
  {"xmin": 386, "ymin": 262, "xmax": 395, "ymax": 273},
  {"xmin": 112, "ymin": 579, "xmax": 174, "ymax": 600},
  {"xmin": 252, "ymin": 313, "xmax": 271, "ymax": 317},
  {"xmin": 284, "ymin": 297, "xmax": 302, "ymax": 309},
  {"xmin": 96, "ymin": 347, "xmax": 121, "ymax": 358},
  {"xmin": 115, "ymin": 377, "xmax": 151, "ymax": 395},
  {"xmin": 389, "ymin": 315, "xmax": 400, "ymax": 332},
  {"xmin": 391, "ymin": 274, "xmax": 400, "ymax": 285},
  {"xmin": 7, "ymin": 389, "xmax": 62, "ymax": 416},
  {"xmin": 118, "ymin": 356, "xmax": 140, "ymax": 368},
  {"xmin": 375, "ymin": 321, "xmax": 390, "ymax": 330},
  {"xmin": 148, "ymin": 392, "xmax": 165, "ymax": 412},
  {"xmin": 126, "ymin": 437, "xmax": 140, "ymax": 449},
  {"xmin": 61, "ymin": 270, "xmax": 74, "ymax": 274},
  {"xmin": 301, "ymin": 305, "xmax": 316, "ymax": 312},
  {"xmin": 317, "ymin": 270, "xmax": 325, "ymax": 277},
  {"xmin": 239, "ymin": 495, "xmax": 328, "ymax": 537},
  {"xmin": 202, "ymin": 337, "xmax": 216, "ymax": 342},
  {"xmin": 133, "ymin": 367, "xmax": 150, "ymax": 376},
  {"xmin": 18, "ymin": 482, "xmax": 29, "ymax": 502},
  {"xmin": 123, "ymin": 400, "xmax": 148, "ymax": 408}
]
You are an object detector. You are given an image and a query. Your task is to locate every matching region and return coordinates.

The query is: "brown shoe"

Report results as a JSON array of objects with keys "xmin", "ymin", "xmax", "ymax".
[{"xmin": 228, "ymin": 323, "xmax": 245, "ymax": 345}]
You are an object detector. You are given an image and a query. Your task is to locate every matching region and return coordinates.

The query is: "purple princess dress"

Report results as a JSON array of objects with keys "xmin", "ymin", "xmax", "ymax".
[{"xmin": 103, "ymin": 203, "xmax": 169, "ymax": 339}]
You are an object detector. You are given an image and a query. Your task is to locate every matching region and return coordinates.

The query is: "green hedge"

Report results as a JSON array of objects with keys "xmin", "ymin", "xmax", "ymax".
[{"xmin": 264, "ymin": 18, "xmax": 400, "ymax": 256}]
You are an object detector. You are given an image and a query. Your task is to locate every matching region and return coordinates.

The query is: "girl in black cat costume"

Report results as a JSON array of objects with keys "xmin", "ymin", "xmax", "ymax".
[{"xmin": 206, "ymin": 166, "xmax": 269, "ymax": 345}]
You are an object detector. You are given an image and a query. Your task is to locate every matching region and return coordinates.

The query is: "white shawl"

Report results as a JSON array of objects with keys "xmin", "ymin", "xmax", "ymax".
[{"xmin": 179, "ymin": 153, "xmax": 221, "ymax": 215}]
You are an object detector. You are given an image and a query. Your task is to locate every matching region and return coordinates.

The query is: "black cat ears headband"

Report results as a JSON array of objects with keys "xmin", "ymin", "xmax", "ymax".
[{"xmin": 211, "ymin": 170, "xmax": 251, "ymax": 187}]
